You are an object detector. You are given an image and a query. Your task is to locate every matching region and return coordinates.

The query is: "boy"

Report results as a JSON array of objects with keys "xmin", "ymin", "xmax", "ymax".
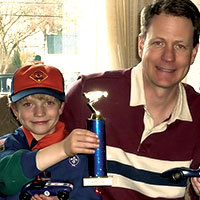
[{"xmin": 0, "ymin": 64, "xmax": 100, "ymax": 200}]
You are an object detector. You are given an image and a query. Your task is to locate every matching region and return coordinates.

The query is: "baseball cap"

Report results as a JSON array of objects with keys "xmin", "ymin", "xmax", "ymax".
[{"xmin": 10, "ymin": 64, "xmax": 65, "ymax": 103}]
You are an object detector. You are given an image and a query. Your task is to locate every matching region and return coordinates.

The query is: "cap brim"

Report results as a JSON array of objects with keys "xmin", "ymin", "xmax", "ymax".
[{"xmin": 10, "ymin": 88, "xmax": 65, "ymax": 103}]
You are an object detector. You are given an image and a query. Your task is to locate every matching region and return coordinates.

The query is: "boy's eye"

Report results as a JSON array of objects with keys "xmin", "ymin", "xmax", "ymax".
[
  {"xmin": 23, "ymin": 102, "xmax": 31, "ymax": 107},
  {"xmin": 47, "ymin": 101, "xmax": 55, "ymax": 105}
]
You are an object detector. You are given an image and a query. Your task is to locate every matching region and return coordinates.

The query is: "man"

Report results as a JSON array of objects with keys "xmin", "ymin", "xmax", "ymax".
[{"xmin": 60, "ymin": 0, "xmax": 200, "ymax": 199}]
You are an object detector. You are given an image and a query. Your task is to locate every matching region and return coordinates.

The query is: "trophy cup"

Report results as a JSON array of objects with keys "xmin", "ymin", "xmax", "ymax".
[{"xmin": 83, "ymin": 91, "xmax": 113, "ymax": 186}]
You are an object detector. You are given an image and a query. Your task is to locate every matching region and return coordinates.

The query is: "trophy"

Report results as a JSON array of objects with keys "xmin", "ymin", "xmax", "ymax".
[{"xmin": 83, "ymin": 91, "xmax": 113, "ymax": 186}]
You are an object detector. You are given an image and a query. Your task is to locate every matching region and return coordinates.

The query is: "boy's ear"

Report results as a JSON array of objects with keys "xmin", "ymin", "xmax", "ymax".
[
  {"xmin": 59, "ymin": 102, "xmax": 65, "ymax": 115},
  {"xmin": 10, "ymin": 104, "xmax": 18, "ymax": 118}
]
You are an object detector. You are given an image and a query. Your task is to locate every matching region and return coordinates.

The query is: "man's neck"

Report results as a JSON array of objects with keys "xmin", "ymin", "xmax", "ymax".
[{"xmin": 144, "ymin": 83, "xmax": 179, "ymax": 126}]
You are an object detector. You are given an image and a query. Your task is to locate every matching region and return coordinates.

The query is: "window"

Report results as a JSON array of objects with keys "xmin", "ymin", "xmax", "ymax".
[
  {"xmin": 0, "ymin": 0, "xmax": 199, "ymax": 94},
  {"xmin": 0, "ymin": 0, "xmax": 108, "ymax": 93}
]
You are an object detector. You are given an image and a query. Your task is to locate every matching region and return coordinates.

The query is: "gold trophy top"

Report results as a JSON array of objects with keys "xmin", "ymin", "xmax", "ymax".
[{"xmin": 83, "ymin": 91, "xmax": 108, "ymax": 120}]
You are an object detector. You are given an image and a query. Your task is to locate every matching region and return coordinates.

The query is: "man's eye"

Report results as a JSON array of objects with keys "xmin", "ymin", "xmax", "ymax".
[
  {"xmin": 152, "ymin": 41, "xmax": 164, "ymax": 47},
  {"xmin": 175, "ymin": 44, "xmax": 186, "ymax": 50}
]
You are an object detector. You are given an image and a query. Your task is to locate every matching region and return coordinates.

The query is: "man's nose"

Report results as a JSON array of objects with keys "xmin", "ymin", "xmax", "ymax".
[{"xmin": 161, "ymin": 45, "xmax": 175, "ymax": 62}]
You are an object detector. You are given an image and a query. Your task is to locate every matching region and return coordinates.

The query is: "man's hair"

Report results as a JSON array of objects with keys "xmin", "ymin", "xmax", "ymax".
[{"xmin": 140, "ymin": 0, "xmax": 200, "ymax": 47}]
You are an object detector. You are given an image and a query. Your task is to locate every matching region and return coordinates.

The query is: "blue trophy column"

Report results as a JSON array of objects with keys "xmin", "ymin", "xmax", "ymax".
[{"xmin": 87, "ymin": 119, "xmax": 107, "ymax": 177}]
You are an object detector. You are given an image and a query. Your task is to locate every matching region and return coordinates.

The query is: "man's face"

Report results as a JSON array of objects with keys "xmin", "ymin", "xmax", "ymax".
[{"xmin": 138, "ymin": 13, "xmax": 198, "ymax": 90}]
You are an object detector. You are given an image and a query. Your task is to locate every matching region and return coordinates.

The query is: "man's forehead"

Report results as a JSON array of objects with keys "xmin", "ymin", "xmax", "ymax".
[{"xmin": 147, "ymin": 13, "xmax": 194, "ymax": 43}]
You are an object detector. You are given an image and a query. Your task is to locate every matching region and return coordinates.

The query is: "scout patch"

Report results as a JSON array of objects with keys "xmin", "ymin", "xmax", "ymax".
[
  {"xmin": 69, "ymin": 155, "xmax": 80, "ymax": 167},
  {"xmin": 0, "ymin": 138, "xmax": 6, "ymax": 152}
]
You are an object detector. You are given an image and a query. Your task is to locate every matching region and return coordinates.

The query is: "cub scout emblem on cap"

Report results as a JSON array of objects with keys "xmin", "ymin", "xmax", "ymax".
[
  {"xmin": 30, "ymin": 70, "xmax": 48, "ymax": 83},
  {"xmin": 0, "ymin": 138, "xmax": 6, "ymax": 152},
  {"xmin": 69, "ymin": 155, "xmax": 80, "ymax": 167}
]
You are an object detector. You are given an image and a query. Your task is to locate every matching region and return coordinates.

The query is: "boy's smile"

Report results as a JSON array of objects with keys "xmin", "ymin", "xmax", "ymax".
[{"xmin": 12, "ymin": 95, "xmax": 64, "ymax": 140}]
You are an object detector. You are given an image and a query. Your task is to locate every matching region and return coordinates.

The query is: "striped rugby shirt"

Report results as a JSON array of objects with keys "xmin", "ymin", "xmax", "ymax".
[{"xmin": 61, "ymin": 64, "xmax": 200, "ymax": 200}]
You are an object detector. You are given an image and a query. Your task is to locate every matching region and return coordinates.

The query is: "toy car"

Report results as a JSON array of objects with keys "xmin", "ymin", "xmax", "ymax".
[
  {"xmin": 161, "ymin": 167, "xmax": 200, "ymax": 183},
  {"xmin": 19, "ymin": 180, "xmax": 73, "ymax": 200}
]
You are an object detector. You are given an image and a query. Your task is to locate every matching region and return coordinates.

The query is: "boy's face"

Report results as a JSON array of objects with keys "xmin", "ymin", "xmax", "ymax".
[{"xmin": 11, "ymin": 94, "xmax": 64, "ymax": 140}]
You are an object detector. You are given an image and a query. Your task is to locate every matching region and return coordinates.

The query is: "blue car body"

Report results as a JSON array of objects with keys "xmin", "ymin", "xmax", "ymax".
[{"xmin": 20, "ymin": 180, "xmax": 73, "ymax": 199}]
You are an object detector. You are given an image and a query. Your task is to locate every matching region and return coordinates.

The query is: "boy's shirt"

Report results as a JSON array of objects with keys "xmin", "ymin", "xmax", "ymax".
[
  {"xmin": 22, "ymin": 121, "xmax": 67, "ymax": 150},
  {"xmin": 0, "ymin": 121, "xmax": 101, "ymax": 200}
]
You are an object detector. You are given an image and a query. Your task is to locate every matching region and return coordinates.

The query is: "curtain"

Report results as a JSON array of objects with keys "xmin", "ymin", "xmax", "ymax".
[
  {"xmin": 79, "ymin": 0, "xmax": 110, "ymax": 74},
  {"xmin": 105, "ymin": 0, "xmax": 152, "ymax": 69},
  {"xmin": 78, "ymin": 0, "xmax": 153, "ymax": 73},
  {"xmin": 46, "ymin": 0, "xmax": 154, "ymax": 74}
]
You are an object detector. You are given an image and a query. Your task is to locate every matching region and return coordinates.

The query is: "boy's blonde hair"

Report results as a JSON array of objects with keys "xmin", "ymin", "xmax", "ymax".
[{"xmin": 11, "ymin": 94, "xmax": 61, "ymax": 110}]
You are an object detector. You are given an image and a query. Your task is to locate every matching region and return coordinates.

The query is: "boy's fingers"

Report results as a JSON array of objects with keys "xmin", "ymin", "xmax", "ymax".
[{"xmin": 73, "ymin": 129, "xmax": 98, "ymax": 138}]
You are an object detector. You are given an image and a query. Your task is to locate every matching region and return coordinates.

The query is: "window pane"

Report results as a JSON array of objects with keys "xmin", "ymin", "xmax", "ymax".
[{"xmin": 0, "ymin": 0, "xmax": 81, "ymax": 93}]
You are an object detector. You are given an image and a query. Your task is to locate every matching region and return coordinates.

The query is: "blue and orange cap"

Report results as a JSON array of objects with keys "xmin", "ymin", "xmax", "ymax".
[{"xmin": 10, "ymin": 64, "xmax": 65, "ymax": 103}]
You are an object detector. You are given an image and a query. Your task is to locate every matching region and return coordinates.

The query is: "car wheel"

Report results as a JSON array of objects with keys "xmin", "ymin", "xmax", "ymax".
[
  {"xmin": 19, "ymin": 192, "xmax": 31, "ymax": 200},
  {"xmin": 57, "ymin": 191, "xmax": 69, "ymax": 200}
]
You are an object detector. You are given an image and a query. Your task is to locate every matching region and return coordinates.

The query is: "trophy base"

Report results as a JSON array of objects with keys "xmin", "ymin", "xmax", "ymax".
[{"xmin": 83, "ymin": 176, "xmax": 113, "ymax": 186}]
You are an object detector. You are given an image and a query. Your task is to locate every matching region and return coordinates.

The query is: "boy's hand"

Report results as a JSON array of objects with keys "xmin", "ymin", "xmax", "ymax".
[
  {"xmin": 31, "ymin": 194, "xmax": 58, "ymax": 200},
  {"xmin": 64, "ymin": 129, "xmax": 99, "ymax": 157}
]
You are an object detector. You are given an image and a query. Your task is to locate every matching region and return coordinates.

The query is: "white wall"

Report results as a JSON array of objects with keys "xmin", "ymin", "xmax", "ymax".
[{"xmin": 186, "ymin": 0, "xmax": 200, "ymax": 92}]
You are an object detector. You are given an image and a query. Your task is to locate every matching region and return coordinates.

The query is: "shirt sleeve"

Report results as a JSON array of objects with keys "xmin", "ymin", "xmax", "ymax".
[{"xmin": 0, "ymin": 149, "xmax": 35, "ymax": 195}]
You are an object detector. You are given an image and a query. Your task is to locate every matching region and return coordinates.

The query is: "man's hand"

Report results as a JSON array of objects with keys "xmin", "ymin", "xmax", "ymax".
[{"xmin": 191, "ymin": 177, "xmax": 200, "ymax": 196}]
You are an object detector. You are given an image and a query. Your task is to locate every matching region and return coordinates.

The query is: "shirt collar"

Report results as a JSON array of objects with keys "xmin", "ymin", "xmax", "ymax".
[
  {"xmin": 130, "ymin": 63, "xmax": 145, "ymax": 106},
  {"xmin": 130, "ymin": 63, "xmax": 192, "ymax": 122}
]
